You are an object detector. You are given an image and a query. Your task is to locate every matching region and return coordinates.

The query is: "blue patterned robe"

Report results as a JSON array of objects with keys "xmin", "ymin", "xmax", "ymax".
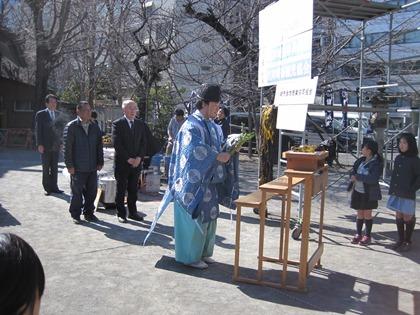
[{"xmin": 144, "ymin": 110, "xmax": 239, "ymax": 244}]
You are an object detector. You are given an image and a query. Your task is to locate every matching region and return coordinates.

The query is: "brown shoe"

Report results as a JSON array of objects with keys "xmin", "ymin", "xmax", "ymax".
[
  {"xmin": 359, "ymin": 235, "xmax": 371, "ymax": 246},
  {"xmin": 351, "ymin": 234, "xmax": 362, "ymax": 244}
]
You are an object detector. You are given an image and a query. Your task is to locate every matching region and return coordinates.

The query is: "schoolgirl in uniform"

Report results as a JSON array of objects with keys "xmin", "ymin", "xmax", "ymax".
[
  {"xmin": 387, "ymin": 133, "xmax": 420, "ymax": 251},
  {"xmin": 349, "ymin": 139, "xmax": 383, "ymax": 245}
]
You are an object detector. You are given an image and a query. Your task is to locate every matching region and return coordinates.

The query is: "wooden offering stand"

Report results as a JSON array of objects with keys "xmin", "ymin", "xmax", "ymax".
[{"xmin": 233, "ymin": 150, "xmax": 328, "ymax": 292}]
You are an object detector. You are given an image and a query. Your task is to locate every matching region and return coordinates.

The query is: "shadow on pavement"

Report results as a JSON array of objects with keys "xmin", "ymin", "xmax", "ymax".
[
  {"xmin": 96, "ymin": 207, "xmax": 118, "ymax": 215},
  {"xmin": 0, "ymin": 204, "xmax": 20, "ymax": 227},
  {"xmin": 338, "ymin": 211, "xmax": 396, "ymax": 225},
  {"xmin": 155, "ymin": 255, "xmax": 420, "ymax": 314},
  {"xmin": 376, "ymin": 230, "xmax": 420, "ymax": 264},
  {"xmin": 78, "ymin": 219, "xmax": 174, "ymax": 249},
  {"xmin": 312, "ymin": 222, "xmax": 390, "ymax": 242},
  {"xmin": 218, "ymin": 210, "xmax": 283, "ymax": 228},
  {"xmin": 0, "ymin": 158, "xmax": 40, "ymax": 179},
  {"xmin": 138, "ymin": 192, "xmax": 164, "ymax": 202},
  {"xmin": 0, "ymin": 148, "xmax": 66, "ymax": 179},
  {"xmin": 49, "ymin": 192, "xmax": 71, "ymax": 202}
]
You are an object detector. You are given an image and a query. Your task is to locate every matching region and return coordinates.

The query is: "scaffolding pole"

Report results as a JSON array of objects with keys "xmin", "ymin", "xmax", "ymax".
[
  {"xmin": 384, "ymin": 11, "xmax": 394, "ymax": 179},
  {"xmin": 357, "ymin": 21, "xmax": 365, "ymax": 157}
]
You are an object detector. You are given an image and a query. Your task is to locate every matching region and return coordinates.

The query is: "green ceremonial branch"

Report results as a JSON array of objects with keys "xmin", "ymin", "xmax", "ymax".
[{"xmin": 228, "ymin": 132, "xmax": 255, "ymax": 155}]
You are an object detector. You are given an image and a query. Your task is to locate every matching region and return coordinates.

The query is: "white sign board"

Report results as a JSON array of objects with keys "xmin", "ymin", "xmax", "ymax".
[
  {"xmin": 276, "ymin": 104, "xmax": 308, "ymax": 132},
  {"xmin": 274, "ymin": 76, "xmax": 318, "ymax": 105},
  {"xmin": 258, "ymin": 0, "xmax": 313, "ymax": 87}
]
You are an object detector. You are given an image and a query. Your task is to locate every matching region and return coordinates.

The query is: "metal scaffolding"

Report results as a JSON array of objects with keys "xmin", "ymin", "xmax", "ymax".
[{"xmin": 311, "ymin": 0, "xmax": 420, "ymax": 179}]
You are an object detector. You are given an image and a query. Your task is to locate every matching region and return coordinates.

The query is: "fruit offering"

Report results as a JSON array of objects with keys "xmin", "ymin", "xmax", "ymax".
[{"xmin": 291, "ymin": 145, "xmax": 317, "ymax": 153}]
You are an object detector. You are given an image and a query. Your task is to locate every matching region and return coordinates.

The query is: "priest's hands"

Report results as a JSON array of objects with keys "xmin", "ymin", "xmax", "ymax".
[{"xmin": 217, "ymin": 152, "xmax": 231, "ymax": 163}]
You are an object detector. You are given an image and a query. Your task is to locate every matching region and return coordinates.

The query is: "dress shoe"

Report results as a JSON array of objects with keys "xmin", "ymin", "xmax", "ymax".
[
  {"xmin": 51, "ymin": 189, "xmax": 64, "ymax": 194},
  {"xmin": 72, "ymin": 217, "xmax": 82, "ymax": 224},
  {"xmin": 185, "ymin": 261, "xmax": 208, "ymax": 269},
  {"xmin": 202, "ymin": 256, "xmax": 216, "ymax": 264},
  {"xmin": 84, "ymin": 213, "xmax": 99, "ymax": 222},
  {"xmin": 44, "ymin": 191, "xmax": 51, "ymax": 196},
  {"xmin": 117, "ymin": 216, "xmax": 128, "ymax": 223},
  {"xmin": 128, "ymin": 213, "xmax": 144, "ymax": 222}
]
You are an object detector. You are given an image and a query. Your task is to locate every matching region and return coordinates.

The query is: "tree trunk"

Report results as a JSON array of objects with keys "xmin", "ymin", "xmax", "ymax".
[
  {"xmin": 27, "ymin": 0, "xmax": 72, "ymax": 110},
  {"xmin": 87, "ymin": 0, "xmax": 97, "ymax": 105},
  {"xmin": 87, "ymin": 46, "xmax": 95, "ymax": 105},
  {"xmin": 247, "ymin": 105, "xmax": 253, "ymax": 158},
  {"xmin": 34, "ymin": 45, "xmax": 50, "ymax": 111}
]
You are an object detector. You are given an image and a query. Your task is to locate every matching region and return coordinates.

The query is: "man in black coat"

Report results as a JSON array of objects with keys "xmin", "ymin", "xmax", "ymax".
[
  {"xmin": 112, "ymin": 100, "xmax": 153, "ymax": 223},
  {"xmin": 35, "ymin": 94, "xmax": 64, "ymax": 195},
  {"xmin": 63, "ymin": 101, "xmax": 104, "ymax": 224}
]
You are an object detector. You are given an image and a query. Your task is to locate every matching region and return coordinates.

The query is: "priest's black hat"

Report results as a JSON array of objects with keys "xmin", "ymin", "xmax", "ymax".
[{"xmin": 197, "ymin": 84, "xmax": 221, "ymax": 102}]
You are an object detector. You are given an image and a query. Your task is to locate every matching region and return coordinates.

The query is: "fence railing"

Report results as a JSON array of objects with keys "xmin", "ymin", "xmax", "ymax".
[{"xmin": 0, "ymin": 128, "xmax": 33, "ymax": 149}]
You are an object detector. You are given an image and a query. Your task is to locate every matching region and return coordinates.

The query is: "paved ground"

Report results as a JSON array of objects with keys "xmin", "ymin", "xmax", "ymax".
[{"xmin": 0, "ymin": 148, "xmax": 419, "ymax": 315}]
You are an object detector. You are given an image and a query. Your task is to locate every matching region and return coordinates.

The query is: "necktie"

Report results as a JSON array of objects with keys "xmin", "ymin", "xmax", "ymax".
[
  {"xmin": 130, "ymin": 120, "xmax": 133, "ymax": 129},
  {"xmin": 50, "ymin": 110, "xmax": 55, "ymax": 120}
]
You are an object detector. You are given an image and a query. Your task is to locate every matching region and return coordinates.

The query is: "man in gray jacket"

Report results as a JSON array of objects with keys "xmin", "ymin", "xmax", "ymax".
[{"xmin": 63, "ymin": 101, "xmax": 104, "ymax": 224}]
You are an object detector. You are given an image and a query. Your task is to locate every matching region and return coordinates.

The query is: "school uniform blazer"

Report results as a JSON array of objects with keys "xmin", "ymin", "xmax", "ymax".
[
  {"xmin": 389, "ymin": 154, "xmax": 420, "ymax": 200},
  {"xmin": 350, "ymin": 156, "xmax": 383, "ymax": 201}
]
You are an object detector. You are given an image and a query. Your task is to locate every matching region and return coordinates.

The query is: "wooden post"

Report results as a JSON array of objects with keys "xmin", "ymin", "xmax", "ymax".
[
  {"xmin": 257, "ymin": 190, "xmax": 267, "ymax": 281},
  {"xmin": 298, "ymin": 174, "xmax": 312, "ymax": 291},
  {"xmin": 234, "ymin": 205, "xmax": 242, "ymax": 280},
  {"xmin": 279, "ymin": 195, "xmax": 285, "ymax": 262},
  {"xmin": 317, "ymin": 168, "xmax": 327, "ymax": 267},
  {"xmin": 281, "ymin": 176, "xmax": 293, "ymax": 287}
]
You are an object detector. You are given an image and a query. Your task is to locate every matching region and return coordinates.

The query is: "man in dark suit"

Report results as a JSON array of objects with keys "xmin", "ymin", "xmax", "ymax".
[
  {"xmin": 112, "ymin": 100, "xmax": 151, "ymax": 223},
  {"xmin": 63, "ymin": 101, "xmax": 104, "ymax": 224},
  {"xmin": 35, "ymin": 94, "xmax": 64, "ymax": 195}
]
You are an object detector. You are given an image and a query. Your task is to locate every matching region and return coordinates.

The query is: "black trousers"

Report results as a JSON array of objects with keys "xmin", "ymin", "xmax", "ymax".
[
  {"xmin": 41, "ymin": 150, "xmax": 59, "ymax": 192},
  {"xmin": 69, "ymin": 171, "xmax": 97, "ymax": 218},
  {"xmin": 115, "ymin": 165, "xmax": 141, "ymax": 218}
]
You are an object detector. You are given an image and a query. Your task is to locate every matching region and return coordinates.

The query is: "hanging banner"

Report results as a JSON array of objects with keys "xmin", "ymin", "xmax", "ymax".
[
  {"xmin": 340, "ymin": 89, "xmax": 349, "ymax": 128},
  {"xmin": 258, "ymin": 0, "xmax": 313, "ymax": 87},
  {"xmin": 324, "ymin": 86, "xmax": 334, "ymax": 129}
]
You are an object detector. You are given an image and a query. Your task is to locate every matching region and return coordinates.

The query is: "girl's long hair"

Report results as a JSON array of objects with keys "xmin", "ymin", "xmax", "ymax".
[{"xmin": 398, "ymin": 132, "xmax": 418, "ymax": 157}]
